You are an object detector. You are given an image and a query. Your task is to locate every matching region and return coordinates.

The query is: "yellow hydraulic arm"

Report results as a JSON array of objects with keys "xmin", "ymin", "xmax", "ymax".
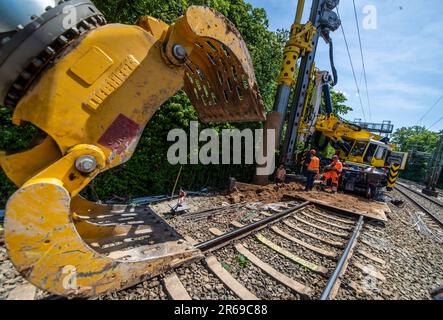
[
  {"xmin": 0, "ymin": 5, "xmax": 264, "ymax": 298},
  {"xmin": 315, "ymin": 114, "xmax": 382, "ymax": 143}
]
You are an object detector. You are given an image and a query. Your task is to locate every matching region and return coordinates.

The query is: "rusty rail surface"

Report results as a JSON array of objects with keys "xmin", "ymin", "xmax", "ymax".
[
  {"xmin": 396, "ymin": 182, "xmax": 443, "ymax": 209},
  {"xmin": 320, "ymin": 215, "xmax": 365, "ymax": 300}
]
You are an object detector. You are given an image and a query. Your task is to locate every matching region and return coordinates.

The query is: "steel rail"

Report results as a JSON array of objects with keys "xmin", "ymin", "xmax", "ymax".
[
  {"xmin": 396, "ymin": 185, "xmax": 443, "ymax": 227},
  {"xmin": 396, "ymin": 182, "xmax": 443, "ymax": 208},
  {"xmin": 195, "ymin": 201, "xmax": 311, "ymax": 252},
  {"xmin": 320, "ymin": 215, "xmax": 364, "ymax": 300}
]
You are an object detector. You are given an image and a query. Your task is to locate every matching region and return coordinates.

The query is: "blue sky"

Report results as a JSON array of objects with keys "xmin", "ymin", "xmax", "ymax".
[{"xmin": 246, "ymin": 0, "xmax": 443, "ymax": 133}]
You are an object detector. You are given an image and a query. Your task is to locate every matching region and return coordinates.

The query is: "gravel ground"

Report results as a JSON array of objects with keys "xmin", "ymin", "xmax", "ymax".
[
  {"xmin": 396, "ymin": 185, "xmax": 443, "ymax": 221},
  {"xmin": 398, "ymin": 179, "xmax": 443, "ymax": 202},
  {"xmin": 175, "ymin": 261, "xmax": 238, "ymax": 300},
  {"xmin": 0, "ymin": 188, "xmax": 442, "ymax": 300},
  {"xmin": 242, "ymin": 236, "xmax": 327, "ymax": 299},
  {"xmin": 0, "ymin": 246, "xmax": 25, "ymax": 300},
  {"xmin": 100, "ymin": 277, "xmax": 168, "ymax": 300},
  {"xmin": 336, "ymin": 194, "xmax": 443, "ymax": 300},
  {"xmin": 260, "ymin": 227, "xmax": 336, "ymax": 270},
  {"xmin": 151, "ymin": 196, "xmax": 267, "ymax": 242},
  {"xmin": 214, "ymin": 245, "xmax": 299, "ymax": 300}
]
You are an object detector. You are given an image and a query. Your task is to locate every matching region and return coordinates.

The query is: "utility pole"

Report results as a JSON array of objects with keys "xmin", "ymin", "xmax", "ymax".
[{"xmin": 422, "ymin": 132, "xmax": 443, "ymax": 197}]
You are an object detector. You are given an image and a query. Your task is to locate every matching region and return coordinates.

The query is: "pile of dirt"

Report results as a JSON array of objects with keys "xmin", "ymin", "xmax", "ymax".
[
  {"xmin": 227, "ymin": 182, "xmax": 390, "ymax": 222},
  {"xmin": 227, "ymin": 182, "xmax": 302, "ymax": 204}
]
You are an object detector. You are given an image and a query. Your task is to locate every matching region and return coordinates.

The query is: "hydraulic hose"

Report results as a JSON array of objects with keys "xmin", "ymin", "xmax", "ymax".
[{"xmin": 329, "ymin": 37, "xmax": 338, "ymax": 86}]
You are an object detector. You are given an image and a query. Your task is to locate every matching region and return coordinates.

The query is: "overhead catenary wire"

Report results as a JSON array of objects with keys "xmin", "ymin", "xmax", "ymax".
[
  {"xmin": 352, "ymin": 0, "xmax": 372, "ymax": 121},
  {"xmin": 416, "ymin": 94, "xmax": 443, "ymax": 126},
  {"xmin": 336, "ymin": 5, "xmax": 367, "ymax": 122},
  {"xmin": 428, "ymin": 115, "xmax": 443, "ymax": 130}
]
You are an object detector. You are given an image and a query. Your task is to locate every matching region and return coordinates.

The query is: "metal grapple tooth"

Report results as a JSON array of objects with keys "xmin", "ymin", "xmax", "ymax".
[{"xmin": 172, "ymin": 6, "xmax": 266, "ymax": 124}]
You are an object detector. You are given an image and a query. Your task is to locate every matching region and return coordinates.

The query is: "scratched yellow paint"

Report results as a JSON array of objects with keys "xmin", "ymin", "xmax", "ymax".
[{"xmin": 2, "ymin": 6, "xmax": 264, "ymax": 298}]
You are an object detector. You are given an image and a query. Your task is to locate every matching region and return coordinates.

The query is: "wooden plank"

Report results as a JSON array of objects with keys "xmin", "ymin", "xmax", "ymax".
[
  {"xmin": 364, "ymin": 232, "xmax": 380, "ymax": 240},
  {"xmin": 261, "ymin": 212, "xmax": 272, "ymax": 217},
  {"xmin": 7, "ymin": 283, "xmax": 36, "ymax": 300},
  {"xmin": 205, "ymin": 256, "xmax": 258, "ymax": 300},
  {"xmin": 365, "ymin": 225, "xmax": 385, "ymax": 235},
  {"xmin": 291, "ymin": 215, "xmax": 349, "ymax": 238},
  {"xmin": 284, "ymin": 192, "xmax": 389, "ymax": 222},
  {"xmin": 308, "ymin": 209, "xmax": 356, "ymax": 225},
  {"xmin": 235, "ymin": 244, "xmax": 312, "ymax": 299},
  {"xmin": 301, "ymin": 211, "xmax": 354, "ymax": 231},
  {"xmin": 353, "ymin": 262, "xmax": 386, "ymax": 282},
  {"xmin": 231, "ymin": 221, "xmax": 245, "ymax": 228},
  {"xmin": 256, "ymin": 234, "xmax": 329, "ymax": 276},
  {"xmin": 163, "ymin": 273, "xmax": 192, "ymax": 300},
  {"xmin": 271, "ymin": 226, "xmax": 338, "ymax": 259},
  {"xmin": 357, "ymin": 250, "xmax": 386, "ymax": 266},
  {"xmin": 209, "ymin": 228, "xmax": 224, "ymax": 236},
  {"xmin": 361, "ymin": 238, "xmax": 380, "ymax": 250},
  {"xmin": 283, "ymin": 220, "xmax": 345, "ymax": 248}
]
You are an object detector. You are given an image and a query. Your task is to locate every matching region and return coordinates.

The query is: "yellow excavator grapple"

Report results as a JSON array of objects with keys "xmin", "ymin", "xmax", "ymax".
[{"xmin": 0, "ymin": 0, "xmax": 264, "ymax": 298}]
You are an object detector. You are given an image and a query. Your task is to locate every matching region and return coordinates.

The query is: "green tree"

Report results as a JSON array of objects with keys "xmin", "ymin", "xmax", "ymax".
[
  {"xmin": 391, "ymin": 126, "xmax": 439, "ymax": 153},
  {"xmin": 391, "ymin": 126, "xmax": 440, "ymax": 184},
  {"xmin": 331, "ymin": 90, "xmax": 353, "ymax": 116}
]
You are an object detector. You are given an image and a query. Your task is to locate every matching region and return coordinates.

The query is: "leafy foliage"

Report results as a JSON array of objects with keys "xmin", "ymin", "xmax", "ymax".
[
  {"xmin": 391, "ymin": 126, "xmax": 442, "ymax": 186},
  {"xmin": 235, "ymin": 254, "xmax": 250, "ymax": 268}
]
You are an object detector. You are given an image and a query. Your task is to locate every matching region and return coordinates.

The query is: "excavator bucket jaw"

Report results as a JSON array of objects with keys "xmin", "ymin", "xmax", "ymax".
[
  {"xmin": 6, "ymin": 184, "xmax": 201, "ymax": 298},
  {"xmin": 1, "ymin": 5, "xmax": 263, "ymax": 298},
  {"xmin": 163, "ymin": 6, "xmax": 266, "ymax": 123}
]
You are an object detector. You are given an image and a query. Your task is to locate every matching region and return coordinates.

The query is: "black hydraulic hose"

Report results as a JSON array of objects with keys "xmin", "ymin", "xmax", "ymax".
[
  {"xmin": 320, "ymin": 215, "xmax": 364, "ymax": 300},
  {"xmin": 329, "ymin": 37, "xmax": 338, "ymax": 86},
  {"xmin": 313, "ymin": 132, "xmax": 330, "ymax": 152}
]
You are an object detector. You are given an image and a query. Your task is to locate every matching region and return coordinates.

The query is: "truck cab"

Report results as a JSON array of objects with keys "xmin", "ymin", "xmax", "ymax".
[{"xmin": 345, "ymin": 139, "xmax": 389, "ymax": 168}]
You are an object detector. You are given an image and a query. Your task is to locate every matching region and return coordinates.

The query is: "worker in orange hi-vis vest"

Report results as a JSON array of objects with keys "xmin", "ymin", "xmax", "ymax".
[
  {"xmin": 321, "ymin": 155, "xmax": 343, "ymax": 193},
  {"xmin": 305, "ymin": 149, "xmax": 320, "ymax": 191}
]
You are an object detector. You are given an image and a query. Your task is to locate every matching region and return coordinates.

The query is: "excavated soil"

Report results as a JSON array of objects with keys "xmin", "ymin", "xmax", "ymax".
[{"xmin": 228, "ymin": 182, "xmax": 389, "ymax": 221}]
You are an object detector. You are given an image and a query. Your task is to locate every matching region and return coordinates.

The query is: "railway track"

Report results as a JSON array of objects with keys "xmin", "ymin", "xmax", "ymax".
[
  {"xmin": 19, "ymin": 199, "xmax": 390, "ymax": 300},
  {"xmin": 93, "ymin": 200, "xmax": 386, "ymax": 300},
  {"xmin": 395, "ymin": 183, "xmax": 443, "ymax": 242}
]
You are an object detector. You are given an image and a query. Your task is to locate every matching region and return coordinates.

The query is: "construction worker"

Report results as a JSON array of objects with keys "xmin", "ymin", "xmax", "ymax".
[
  {"xmin": 275, "ymin": 164, "xmax": 287, "ymax": 185},
  {"xmin": 305, "ymin": 149, "xmax": 320, "ymax": 191},
  {"xmin": 321, "ymin": 155, "xmax": 343, "ymax": 193}
]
